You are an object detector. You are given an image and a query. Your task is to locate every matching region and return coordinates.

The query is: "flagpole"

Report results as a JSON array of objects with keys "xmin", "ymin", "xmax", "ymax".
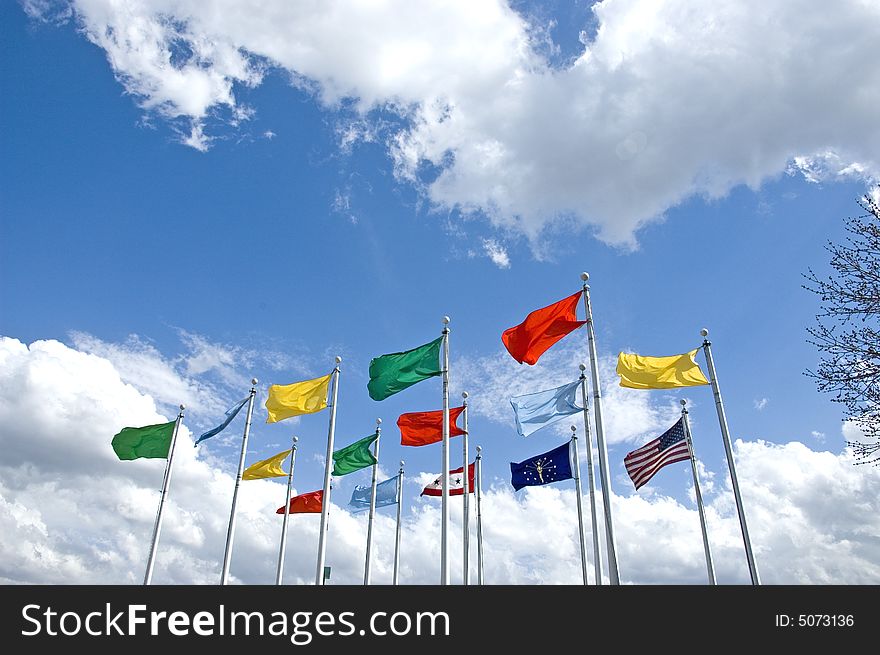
[
  {"xmin": 578, "ymin": 365, "xmax": 602, "ymax": 585},
  {"xmin": 580, "ymin": 272, "xmax": 621, "ymax": 585},
  {"xmin": 569, "ymin": 426, "xmax": 589, "ymax": 585},
  {"xmin": 680, "ymin": 400, "xmax": 716, "ymax": 585},
  {"xmin": 220, "ymin": 379, "xmax": 258, "ymax": 585},
  {"xmin": 276, "ymin": 435, "xmax": 298, "ymax": 585},
  {"xmin": 364, "ymin": 418, "xmax": 382, "ymax": 585},
  {"xmin": 144, "ymin": 404, "xmax": 185, "ymax": 585},
  {"xmin": 461, "ymin": 391, "xmax": 470, "ymax": 586},
  {"xmin": 315, "ymin": 357, "xmax": 342, "ymax": 586},
  {"xmin": 701, "ymin": 329, "xmax": 760, "ymax": 585},
  {"xmin": 441, "ymin": 316, "xmax": 450, "ymax": 585},
  {"xmin": 475, "ymin": 445, "xmax": 484, "ymax": 586},
  {"xmin": 393, "ymin": 459, "xmax": 404, "ymax": 585}
]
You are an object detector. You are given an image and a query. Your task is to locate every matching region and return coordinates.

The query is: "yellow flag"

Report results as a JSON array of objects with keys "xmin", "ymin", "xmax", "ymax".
[
  {"xmin": 242, "ymin": 449, "xmax": 291, "ymax": 480},
  {"xmin": 616, "ymin": 349, "xmax": 710, "ymax": 389},
  {"xmin": 265, "ymin": 374, "xmax": 331, "ymax": 423}
]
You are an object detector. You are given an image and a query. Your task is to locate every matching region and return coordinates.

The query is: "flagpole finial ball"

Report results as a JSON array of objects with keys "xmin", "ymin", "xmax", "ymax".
[
  {"xmin": 376, "ymin": 418, "xmax": 382, "ymax": 425},
  {"xmin": 335, "ymin": 356, "xmax": 342, "ymax": 364},
  {"xmin": 462, "ymin": 391, "xmax": 468, "ymax": 399},
  {"xmin": 400, "ymin": 460, "xmax": 405, "ymax": 467},
  {"xmin": 680, "ymin": 399, "xmax": 687, "ymax": 406},
  {"xmin": 700, "ymin": 328, "xmax": 709, "ymax": 337},
  {"xmin": 476, "ymin": 445, "xmax": 482, "ymax": 453},
  {"xmin": 292, "ymin": 436, "xmax": 298, "ymax": 443},
  {"xmin": 251, "ymin": 377, "xmax": 258, "ymax": 386},
  {"xmin": 179, "ymin": 404, "xmax": 186, "ymax": 411},
  {"xmin": 442, "ymin": 316, "xmax": 450, "ymax": 324},
  {"xmin": 580, "ymin": 272, "xmax": 589, "ymax": 282},
  {"xmin": 579, "ymin": 363, "xmax": 586, "ymax": 371},
  {"xmin": 571, "ymin": 425, "xmax": 576, "ymax": 432}
]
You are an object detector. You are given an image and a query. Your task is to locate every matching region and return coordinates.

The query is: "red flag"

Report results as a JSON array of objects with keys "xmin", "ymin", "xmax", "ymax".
[
  {"xmin": 501, "ymin": 290, "xmax": 586, "ymax": 365},
  {"xmin": 397, "ymin": 406, "xmax": 466, "ymax": 447},
  {"xmin": 276, "ymin": 490, "xmax": 323, "ymax": 514},
  {"xmin": 420, "ymin": 463, "xmax": 475, "ymax": 497}
]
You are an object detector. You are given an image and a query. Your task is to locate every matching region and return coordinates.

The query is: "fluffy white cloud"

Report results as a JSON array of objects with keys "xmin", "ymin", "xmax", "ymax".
[
  {"xmin": 25, "ymin": 0, "xmax": 880, "ymax": 246},
  {"xmin": 2, "ymin": 334, "xmax": 878, "ymax": 585}
]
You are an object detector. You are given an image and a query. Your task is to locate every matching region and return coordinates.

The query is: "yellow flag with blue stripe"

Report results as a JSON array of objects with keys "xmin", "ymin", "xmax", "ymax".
[
  {"xmin": 616, "ymin": 349, "xmax": 709, "ymax": 389},
  {"xmin": 265, "ymin": 374, "xmax": 330, "ymax": 423}
]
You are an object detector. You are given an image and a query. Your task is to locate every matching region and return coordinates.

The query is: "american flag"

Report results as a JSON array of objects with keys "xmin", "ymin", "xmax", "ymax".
[{"xmin": 624, "ymin": 418, "xmax": 691, "ymax": 490}]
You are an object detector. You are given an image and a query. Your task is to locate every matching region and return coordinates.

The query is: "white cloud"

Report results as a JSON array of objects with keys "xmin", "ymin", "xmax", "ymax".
[
  {"xmin": 482, "ymin": 239, "xmax": 511, "ymax": 269},
  {"xmin": 753, "ymin": 397, "xmax": 769, "ymax": 411},
  {"xmin": 811, "ymin": 430, "xmax": 826, "ymax": 443},
  {"xmin": 26, "ymin": 0, "xmax": 880, "ymax": 246},
  {"xmin": 1, "ymin": 335, "xmax": 879, "ymax": 585}
]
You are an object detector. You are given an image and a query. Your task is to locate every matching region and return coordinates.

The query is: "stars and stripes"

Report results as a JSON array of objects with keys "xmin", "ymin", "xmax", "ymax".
[
  {"xmin": 624, "ymin": 417, "xmax": 691, "ymax": 490},
  {"xmin": 421, "ymin": 463, "xmax": 475, "ymax": 497}
]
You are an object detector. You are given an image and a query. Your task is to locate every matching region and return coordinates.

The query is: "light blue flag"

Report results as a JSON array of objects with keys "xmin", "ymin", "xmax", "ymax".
[
  {"xmin": 349, "ymin": 476, "xmax": 399, "ymax": 512},
  {"xmin": 194, "ymin": 396, "xmax": 250, "ymax": 446},
  {"xmin": 510, "ymin": 380, "xmax": 582, "ymax": 438}
]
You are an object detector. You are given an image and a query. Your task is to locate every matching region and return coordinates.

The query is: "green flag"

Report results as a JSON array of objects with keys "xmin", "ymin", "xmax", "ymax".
[
  {"xmin": 367, "ymin": 337, "xmax": 442, "ymax": 401},
  {"xmin": 332, "ymin": 432, "xmax": 379, "ymax": 476},
  {"xmin": 112, "ymin": 420, "xmax": 176, "ymax": 460}
]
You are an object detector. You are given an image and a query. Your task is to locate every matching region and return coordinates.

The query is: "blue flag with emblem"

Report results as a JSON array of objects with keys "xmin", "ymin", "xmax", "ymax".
[
  {"xmin": 194, "ymin": 396, "xmax": 250, "ymax": 446},
  {"xmin": 509, "ymin": 380, "xmax": 582, "ymax": 438},
  {"xmin": 348, "ymin": 476, "xmax": 399, "ymax": 512},
  {"xmin": 510, "ymin": 441, "xmax": 573, "ymax": 490}
]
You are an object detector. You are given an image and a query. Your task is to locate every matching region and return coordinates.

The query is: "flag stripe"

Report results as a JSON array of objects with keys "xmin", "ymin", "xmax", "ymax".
[
  {"xmin": 629, "ymin": 444, "xmax": 691, "ymax": 489},
  {"xmin": 624, "ymin": 418, "xmax": 691, "ymax": 489}
]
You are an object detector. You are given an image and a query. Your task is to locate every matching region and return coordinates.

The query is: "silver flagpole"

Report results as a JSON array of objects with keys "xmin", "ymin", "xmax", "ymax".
[
  {"xmin": 364, "ymin": 418, "xmax": 382, "ymax": 585},
  {"xmin": 275, "ymin": 435, "xmax": 298, "ymax": 585},
  {"xmin": 220, "ymin": 379, "xmax": 258, "ymax": 585},
  {"xmin": 393, "ymin": 459, "xmax": 404, "ymax": 585},
  {"xmin": 315, "ymin": 357, "xmax": 342, "ymax": 586},
  {"xmin": 569, "ymin": 426, "xmax": 589, "ymax": 585},
  {"xmin": 461, "ymin": 391, "xmax": 470, "ymax": 586},
  {"xmin": 475, "ymin": 445, "xmax": 484, "ymax": 585},
  {"xmin": 440, "ymin": 316, "xmax": 450, "ymax": 585},
  {"xmin": 701, "ymin": 328, "xmax": 760, "ymax": 584},
  {"xmin": 144, "ymin": 404, "xmax": 185, "ymax": 585},
  {"xmin": 578, "ymin": 365, "xmax": 602, "ymax": 585},
  {"xmin": 680, "ymin": 400, "xmax": 716, "ymax": 585},
  {"xmin": 580, "ymin": 272, "xmax": 621, "ymax": 585}
]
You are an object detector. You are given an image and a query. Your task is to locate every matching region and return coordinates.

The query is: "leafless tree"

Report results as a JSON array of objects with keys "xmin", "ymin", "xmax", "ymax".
[{"xmin": 804, "ymin": 189, "xmax": 880, "ymax": 465}]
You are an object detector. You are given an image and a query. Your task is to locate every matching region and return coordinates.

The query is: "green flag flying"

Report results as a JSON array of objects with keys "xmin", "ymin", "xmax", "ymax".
[
  {"xmin": 112, "ymin": 420, "xmax": 176, "ymax": 461},
  {"xmin": 332, "ymin": 433, "xmax": 379, "ymax": 476},
  {"xmin": 367, "ymin": 337, "xmax": 442, "ymax": 401}
]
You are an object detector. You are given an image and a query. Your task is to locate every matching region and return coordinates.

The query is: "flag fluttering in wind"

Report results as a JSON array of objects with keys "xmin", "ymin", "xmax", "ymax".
[
  {"xmin": 367, "ymin": 337, "xmax": 443, "ymax": 401},
  {"xmin": 421, "ymin": 463, "xmax": 475, "ymax": 497},
  {"xmin": 349, "ymin": 477, "xmax": 399, "ymax": 512},
  {"xmin": 112, "ymin": 420, "xmax": 176, "ymax": 460},
  {"xmin": 616, "ymin": 350, "xmax": 709, "ymax": 389},
  {"xmin": 332, "ymin": 433, "xmax": 379, "ymax": 476},
  {"xmin": 501, "ymin": 291, "xmax": 586, "ymax": 365},
  {"xmin": 242, "ymin": 448, "xmax": 291, "ymax": 480},
  {"xmin": 195, "ymin": 396, "xmax": 250, "ymax": 446},
  {"xmin": 624, "ymin": 418, "xmax": 690, "ymax": 490},
  {"xmin": 276, "ymin": 490, "xmax": 323, "ymax": 514},
  {"xmin": 510, "ymin": 442, "xmax": 573, "ymax": 491},
  {"xmin": 265, "ymin": 374, "xmax": 331, "ymax": 423},
  {"xmin": 510, "ymin": 380, "xmax": 582, "ymax": 438},
  {"xmin": 397, "ymin": 406, "xmax": 466, "ymax": 446}
]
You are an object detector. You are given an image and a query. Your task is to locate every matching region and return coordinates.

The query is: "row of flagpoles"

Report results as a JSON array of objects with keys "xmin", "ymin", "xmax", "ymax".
[{"xmin": 112, "ymin": 272, "xmax": 760, "ymax": 585}]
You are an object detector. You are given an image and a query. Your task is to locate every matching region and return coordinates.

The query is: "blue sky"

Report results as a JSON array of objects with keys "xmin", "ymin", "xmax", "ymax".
[{"xmin": 2, "ymin": 0, "xmax": 879, "ymax": 585}]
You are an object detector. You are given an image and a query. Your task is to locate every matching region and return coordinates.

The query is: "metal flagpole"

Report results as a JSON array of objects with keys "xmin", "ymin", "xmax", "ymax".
[
  {"xmin": 364, "ymin": 418, "xmax": 382, "ymax": 585},
  {"xmin": 461, "ymin": 391, "xmax": 470, "ymax": 586},
  {"xmin": 701, "ymin": 328, "xmax": 760, "ymax": 585},
  {"xmin": 570, "ymin": 426, "xmax": 589, "ymax": 585},
  {"xmin": 144, "ymin": 404, "xmax": 185, "ymax": 585},
  {"xmin": 680, "ymin": 400, "xmax": 716, "ymax": 585},
  {"xmin": 578, "ymin": 365, "xmax": 602, "ymax": 585},
  {"xmin": 393, "ymin": 459, "xmax": 404, "ymax": 585},
  {"xmin": 580, "ymin": 272, "xmax": 621, "ymax": 585},
  {"xmin": 275, "ymin": 435, "xmax": 298, "ymax": 585},
  {"xmin": 220, "ymin": 379, "xmax": 258, "ymax": 585},
  {"xmin": 315, "ymin": 357, "xmax": 342, "ymax": 586},
  {"xmin": 475, "ymin": 445, "xmax": 484, "ymax": 585},
  {"xmin": 440, "ymin": 316, "xmax": 450, "ymax": 585}
]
